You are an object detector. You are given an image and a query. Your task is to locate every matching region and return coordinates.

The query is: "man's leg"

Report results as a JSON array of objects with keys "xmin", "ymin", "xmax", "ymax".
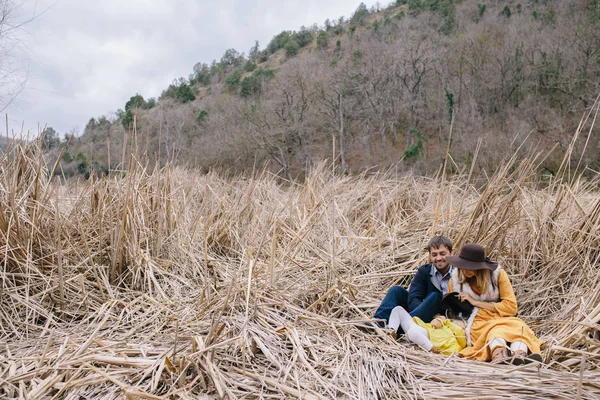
[
  {"xmin": 374, "ymin": 286, "xmax": 409, "ymax": 326},
  {"xmin": 409, "ymin": 292, "xmax": 442, "ymax": 323}
]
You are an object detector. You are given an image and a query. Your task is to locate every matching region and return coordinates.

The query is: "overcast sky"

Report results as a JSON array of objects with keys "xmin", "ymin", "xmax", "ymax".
[{"xmin": 3, "ymin": 0, "xmax": 380, "ymax": 138}]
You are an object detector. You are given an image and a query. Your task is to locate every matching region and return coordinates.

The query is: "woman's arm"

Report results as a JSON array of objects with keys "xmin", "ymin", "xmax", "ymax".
[
  {"xmin": 493, "ymin": 269, "xmax": 518, "ymax": 316},
  {"xmin": 458, "ymin": 293, "xmax": 497, "ymax": 312}
]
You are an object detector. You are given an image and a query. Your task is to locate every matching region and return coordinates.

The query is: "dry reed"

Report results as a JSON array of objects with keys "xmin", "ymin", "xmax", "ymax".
[{"xmin": 0, "ymin": 128, "xmax": 599, "ymax": 399}]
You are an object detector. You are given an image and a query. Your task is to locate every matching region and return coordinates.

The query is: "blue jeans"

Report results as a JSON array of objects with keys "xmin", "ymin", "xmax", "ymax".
[{"xmin": 374, "ymin": 286, "xmax": 442, "ymax": 328}]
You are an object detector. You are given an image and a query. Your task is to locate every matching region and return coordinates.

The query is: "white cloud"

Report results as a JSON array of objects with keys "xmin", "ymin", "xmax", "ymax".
[{"xmin": 5, "ymin": 0, "xmax": 378, "ymax": 136}]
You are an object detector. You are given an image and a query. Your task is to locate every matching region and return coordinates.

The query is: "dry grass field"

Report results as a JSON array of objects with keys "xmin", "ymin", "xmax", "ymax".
[{"xmin": 1, "ymin": 124, "xmax": 600, "ymax": 399}]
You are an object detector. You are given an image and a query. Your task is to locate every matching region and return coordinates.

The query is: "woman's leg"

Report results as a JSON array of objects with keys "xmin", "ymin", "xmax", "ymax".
[
  {"xmin": 489, "ymin": 337, "xmax": 511, "ymax": 364},
  {"xmin": 489, "ymin": 337, "xmax": 508, "ymax": 351},
  {"xmin": 509, "ymin": 341, "xmax": 543, "ymax": 364},
  {"xmin": 509, "ymin": 341, "xmax": 528, "ymax": 353},
  {"xmin": 389, "ymin": 306, "xmax": 433, "ymax": 351}
]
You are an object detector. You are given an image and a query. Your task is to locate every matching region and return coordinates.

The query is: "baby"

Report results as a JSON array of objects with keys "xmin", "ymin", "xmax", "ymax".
[{"xmin": 388, "ymin": 306, "xmax": 467, "ymax": 355}]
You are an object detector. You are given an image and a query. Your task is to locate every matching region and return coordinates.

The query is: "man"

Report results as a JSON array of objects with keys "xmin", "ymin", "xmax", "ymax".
[{"xmin": 374, "ymin": 235, "xmax": 454, "ymax": 332}]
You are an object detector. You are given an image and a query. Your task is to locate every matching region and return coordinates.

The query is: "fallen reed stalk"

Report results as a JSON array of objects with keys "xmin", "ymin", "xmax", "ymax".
[{"xmin": 1, "ymin": 126, "xmax": 600, "ymax": 398}]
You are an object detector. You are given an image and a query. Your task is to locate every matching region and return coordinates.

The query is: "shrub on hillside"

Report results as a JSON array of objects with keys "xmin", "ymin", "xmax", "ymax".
[
  {"xmin": 161, "ymin": 81, "xmax": 196, "ymax": 103},
  {"xmin": 317, "ymin": 31, "xmax": 329, "ymax": 49},
  {"xmin": 267, "ymin": 31, "xmax": 292, "ymax": 54},
  {"xmin": 122, "ymin": 109, "xmax": 134, "ymax": 129},
  {"xmin": 191, "ymin": 62, "xmax": 211, "ymax": 86},
  {"xmin": 239, "ymin": 68, "xmax": 275, "ymax": 98},
  {"xmin": 244, "ymin": 61, "xmax": 257, "ymax": 72},
  {"xmin": 293, "ymin": 27, "xmax": 313, "ymax": 48},
  {"xmin": 125, "ymin": 94, "xmax": 146, "ymax": 111},
  {"xmin": 285, "ymin": 39, "xmax": 300, "ymax": 58},
  {"xmin": 225, "ymin": 69, "xmax": 243, "ymax": 91},
  {"xmin": 351, "ymin": 3, "xmax": 369, "ymax": 26},
  {"xmin": 221, "ymin": 48, "xmax": 243, "ymax": 67},
  {"xmin": 197, "ymin": 110, "xmax": 209, "ymax": 124}
]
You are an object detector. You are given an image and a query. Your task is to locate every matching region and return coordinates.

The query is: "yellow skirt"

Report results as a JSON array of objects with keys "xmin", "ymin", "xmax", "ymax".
[{"xmin": 460, "ymin": 311, "xmax": 543, "ymax": 361}]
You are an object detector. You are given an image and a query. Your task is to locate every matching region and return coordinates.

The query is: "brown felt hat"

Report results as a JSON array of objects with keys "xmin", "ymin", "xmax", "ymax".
[{"xmin": 445, "ymin": 243, "xmax": 498, "ymax": 271}]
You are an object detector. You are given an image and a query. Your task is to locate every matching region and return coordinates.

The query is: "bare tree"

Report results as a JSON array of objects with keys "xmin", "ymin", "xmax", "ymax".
[{"xmin": 0, "ymin": 0, "xmax": 40, "ymax": 113}]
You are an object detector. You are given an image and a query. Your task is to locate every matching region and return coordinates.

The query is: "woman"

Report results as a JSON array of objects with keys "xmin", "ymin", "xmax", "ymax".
[{"xmin": 445, "ymin": 243, "xmax": 544, "ymax": 364}]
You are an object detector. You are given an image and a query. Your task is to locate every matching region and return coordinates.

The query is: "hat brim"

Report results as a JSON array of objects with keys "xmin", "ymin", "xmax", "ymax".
[{"xmin": 446, "ymin": 256, "xmax": 498, "ymax": 271}]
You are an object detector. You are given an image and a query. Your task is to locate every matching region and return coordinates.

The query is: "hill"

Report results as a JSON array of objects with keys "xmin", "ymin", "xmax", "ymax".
[{"xmin": 58, "ymin": 0, "xmax": 600, "ymax": 180}]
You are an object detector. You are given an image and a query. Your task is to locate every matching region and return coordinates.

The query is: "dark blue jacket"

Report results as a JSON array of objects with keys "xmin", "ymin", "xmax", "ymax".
[{"xmin": 407, "ymin": 264, "xmax": 444, "ymax": 312}]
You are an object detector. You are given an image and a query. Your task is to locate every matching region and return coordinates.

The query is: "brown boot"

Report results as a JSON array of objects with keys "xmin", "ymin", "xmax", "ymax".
[
  {"xmin": 510, "ymin": 350, "xmax": 528, "ymax": 365},
  {"xmin": 491, "ymin": 347, "xmax": 511, "ymax": 364}
]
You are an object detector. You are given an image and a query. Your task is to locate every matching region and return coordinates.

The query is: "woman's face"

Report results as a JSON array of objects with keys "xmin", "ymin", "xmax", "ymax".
[{"xmin": 461, "ymin": 269, "xmax": 477, "ymax": 278}]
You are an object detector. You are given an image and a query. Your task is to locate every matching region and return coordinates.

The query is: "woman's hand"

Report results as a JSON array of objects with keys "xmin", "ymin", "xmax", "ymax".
[
  {"xmin": 458, "ymin": 292, "xmax": 474, "ymax": 304},
  {"xmin": 458, "ymin": 292, "xmax": 497, "ymax": 312}
]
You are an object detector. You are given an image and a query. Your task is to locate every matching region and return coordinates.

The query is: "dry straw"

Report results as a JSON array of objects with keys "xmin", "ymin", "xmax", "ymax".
[{"xmin": 1, "ymin": 116, "xmax": 600, "ymax": 399}]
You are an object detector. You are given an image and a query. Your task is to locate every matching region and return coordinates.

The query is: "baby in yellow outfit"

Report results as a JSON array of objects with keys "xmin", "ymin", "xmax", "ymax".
[{"xmin": 388, "ymin": 307, "xmax": 467, "ymax": 355}]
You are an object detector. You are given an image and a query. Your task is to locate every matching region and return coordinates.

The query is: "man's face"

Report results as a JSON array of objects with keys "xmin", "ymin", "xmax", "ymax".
[{"xmin": 429, "ymin": 245, "xmax": 452, "ymax": 273}]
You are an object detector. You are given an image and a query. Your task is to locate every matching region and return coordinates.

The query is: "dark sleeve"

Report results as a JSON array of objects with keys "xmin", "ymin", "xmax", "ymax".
[{"xmin": 408, "ymin": 266, "xmax": 429, "ymax": 311}]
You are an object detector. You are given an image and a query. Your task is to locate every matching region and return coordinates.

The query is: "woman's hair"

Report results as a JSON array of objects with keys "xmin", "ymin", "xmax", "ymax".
[{"xmin": 457, "ymin": 269, "xmax": 491, "ymax": 294}]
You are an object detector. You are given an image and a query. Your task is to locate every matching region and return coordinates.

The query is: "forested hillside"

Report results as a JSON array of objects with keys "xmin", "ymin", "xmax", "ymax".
[{"xmin": 58, "ymin": 0, "xmax": 600, "ymax": 179}]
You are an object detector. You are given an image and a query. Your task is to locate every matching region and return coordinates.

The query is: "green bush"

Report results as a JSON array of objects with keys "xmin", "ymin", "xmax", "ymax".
[
  {"xmin": 244, "ymin": 61, "xmax": 256, "ymax": 72},
  {"xmin": 220, "ymin": 48, "xmax": 242, "ymax": 67},
  {"xmin": 351, "ymin": 2, "xmax": 369, "ymax": 26},
  {"xmin": 125, "ymin": 94, "xmax": 146, "ymax": 111},
  {"xmin": 225, "ymin": 69, "xmax": 243, "ymax": 90},
  {"xmin": 240, "ymin": 77, "xmax": 257, "ymax": 98},
  {"xmin": 370, "ymin": 19, "xmax": 381, "ymax": 31},
  {"xmin": 121, "ymin": 109, "xmax": 134, "ymax": 129},
  {"xmin": 162, "ymin": 81, "xmax": 196, "ymax": 103},
  {"xmin": 331, "ymin": 23, "xmax": 345, "ymax": 35},
  {"xmin": 267, "ymin": 31, "xmax": 291, "ymax": 54},
  {"xmin": 284, "ymin": 39, "xmax": 300, "ymax": 57},
  {"xmin": 408, "ymin": 0, "xmax": 422, "ymax": 16},
  {"xmin": 239, "ymin": 68, "xmax": 275, "ymax": 98},
  {"xmin": 197, "ymin": 110, "xmax": 209, "ymax": 124},
  {"xmin": 293, "ymin": 28, "xmax": 313, "ymax": 48},
  {"xmin": 438, "ymin": 0, "xmax": 456, "ymax": 35},
  {"xmin": 317, "ymin": 31, "xmax": 329, "ymax": 49},
  {"xmin": 403, "ymin": 136, "xmax": 423, "ymax": 160},
  {"xmin": 145, "ymin": 97, "xmax": 156, "ymax": 109},
  {"xmin": 477, "ymin": 3, "xmax": 486, "ymax": 17},
  {"xmin": 191, "ymin": 62, "xmax": 211, "ymax": 86},
  {"xmin": 175, "ymin": 83, "xmax": 196, "ymax": 103},
  {"xmin": 77, "ymin": 160, "xmax": 88, "ymax": 174}
]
